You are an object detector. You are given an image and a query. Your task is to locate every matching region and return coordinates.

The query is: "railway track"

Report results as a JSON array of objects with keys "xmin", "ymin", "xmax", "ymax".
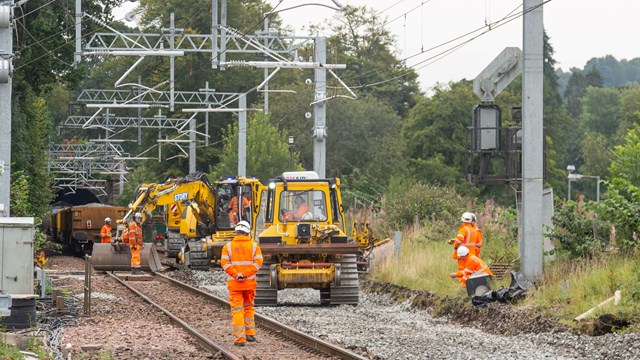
[{"xmin": 106, "ymin": 271, "xmax": 368, "ymax": 360}]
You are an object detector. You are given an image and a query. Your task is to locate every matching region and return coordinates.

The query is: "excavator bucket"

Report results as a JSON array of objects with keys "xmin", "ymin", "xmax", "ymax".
[{"xmin": 91, "ymin": 243, "xmax": 164, "ymax": 272}]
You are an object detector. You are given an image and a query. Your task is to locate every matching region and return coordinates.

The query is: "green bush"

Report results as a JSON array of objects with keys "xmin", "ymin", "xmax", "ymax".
[
  {"xmin": 596, "ymin": 178, "xmax": 640, "ymax": 253},
  {"xmin": 382, "ymin": 182, "xmax": 466, "ymax": 229},
  {"xmin": 547, "ymin": 200, "xmax": 609, "ymax": 258}
]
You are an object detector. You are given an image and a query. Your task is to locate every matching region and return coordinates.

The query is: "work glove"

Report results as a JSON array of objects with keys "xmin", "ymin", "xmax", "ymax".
[
  {"xmin": 132, "ymin": 245, "xmax": 138, "ymax": 250},
  {"xmin": 236, "ymin": 272, "xmax": 246, "ymax": 281},
  {"xmin": 447, "ymin": 239, "xmax": 455, "ymax": 245}
]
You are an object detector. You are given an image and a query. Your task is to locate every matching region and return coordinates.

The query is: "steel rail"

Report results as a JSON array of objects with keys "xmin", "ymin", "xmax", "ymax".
[
  {"xmin": 105, "ymin": 272, "xmax": 241, "ymax": 360},
  {"xmin": 152, "ymin": 271, "xmax": 367, "ymax": 360}
]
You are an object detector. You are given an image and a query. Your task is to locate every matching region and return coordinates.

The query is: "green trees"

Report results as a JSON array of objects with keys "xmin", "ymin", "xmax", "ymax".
[
  {"xmin": 209, "ymin": 114, "xmax": 298, "ymax": 182},
  {"xmin": 403, "ymin": 81, "xmax": 477, "ymax": 186}
]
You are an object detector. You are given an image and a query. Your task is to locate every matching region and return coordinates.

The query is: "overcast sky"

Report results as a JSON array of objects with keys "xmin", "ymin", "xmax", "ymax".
[{"xmin": 115, "ymin": 0, "xmax": 640, "ymax": 92}]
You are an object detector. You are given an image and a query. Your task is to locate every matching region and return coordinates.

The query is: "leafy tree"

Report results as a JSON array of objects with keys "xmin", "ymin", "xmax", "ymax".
[
  {"xmin": 580, "ymin": 86, "xmax": 622, "ymax": 138},
  {"xmin": 585, "ymin": 67, "xmax": 604, "ymax": 88},
  {"xmin": 594, "ymin": 127, "xmax": 640, "ymax": 251},
  {"xmin": 585, "ymin": 55, "xmax": 640, "ymax": 87},
  {"xmin": 564, "ymin": 69, "xmax": 588, "ymax": 118},
  {"xmin": 114, "ymin": 164, "xmax": 163, "ymax": 206},
  {"xmin": 609, "ymin": 127, "xmax": 640, "ymax": 185},
  {"xmin": 311, "ymin": 5, "xmax": 420, "ymax": 117},
  {"xmin": 11, "ymin": 91, "xmax": 54, "ymax": 216},
  {"xmin": 580, "ymin": 131, "xmax": 612, "ymax": 181},
  {"xmin": 619, "ymin": 86, "xmax": 640, "ymax": 132},
  {"xmin": 402, "ymin": 81, "xmax": 477, "ymax": 187},
  {"xmin": 209, "ymin": 114, "xmax": 299, "ymax": 182}
]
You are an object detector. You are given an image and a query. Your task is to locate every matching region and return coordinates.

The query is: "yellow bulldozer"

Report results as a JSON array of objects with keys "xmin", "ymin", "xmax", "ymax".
[
  {"xmin": 92, "ymin": 173, "xmax": 261, "ymax": 271},
  {"xmin": 253, "ymin": 171, "xmax": 360, "ymax": 306}
]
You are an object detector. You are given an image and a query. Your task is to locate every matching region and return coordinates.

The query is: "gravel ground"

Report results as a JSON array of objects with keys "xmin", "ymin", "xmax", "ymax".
[
  {"xmin": 47, "ymin": 255, "xmax": 87, "ymax": 271},
  {"xmin": 52, "ymin": 274, "xmax": 212, "ymax": 359},
  {"xmin": 171, "ymin": 269, "xmax": 640, "ymax": 360}
]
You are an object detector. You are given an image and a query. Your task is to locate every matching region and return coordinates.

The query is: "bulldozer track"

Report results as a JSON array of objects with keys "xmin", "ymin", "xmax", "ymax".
[
  {"xmin": 255, "ymin": 257, "xmax": 277, "ymax": 306},
  {"xmin": 107, "ymin": 271, "xmax": 367, "ymax": 360}
]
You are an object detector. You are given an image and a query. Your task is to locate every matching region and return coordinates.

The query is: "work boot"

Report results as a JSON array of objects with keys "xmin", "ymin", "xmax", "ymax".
[
  {"xmin": 246, "ymin": 335, "xmax": 256, "ymax": 342},
  {"xmin": 233, "ymin": 341, "xmax": 245, "ymax": 347}
]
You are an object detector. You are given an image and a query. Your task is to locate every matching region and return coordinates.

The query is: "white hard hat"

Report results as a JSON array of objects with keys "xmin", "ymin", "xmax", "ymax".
[
  {"xmin": 457, "ymin": 246, "xmax": 470, "ymax": 257},
  {"xmin": 461, "ymin": 212, "xmax": 474, "ymax": 223},
  {"xmin": 105, "ymin": 217, "xmax": 111, "ymax": 223},
  {"xmin": 134, "ymin": 212, "xmax": 142, "ymax": 219},
  {"xmin": 235, "ymin": 220, "xmax": 250, "ymax": 234}
]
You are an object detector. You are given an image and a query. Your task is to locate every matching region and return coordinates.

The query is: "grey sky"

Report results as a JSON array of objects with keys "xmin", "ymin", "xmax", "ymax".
[
  {"xmin": 115, "ymin": 0, "xmax": 640, "ymax": 92},
  {"xmin": 266, "ymin": 0, "xmax": 640, "ymax": 91}
]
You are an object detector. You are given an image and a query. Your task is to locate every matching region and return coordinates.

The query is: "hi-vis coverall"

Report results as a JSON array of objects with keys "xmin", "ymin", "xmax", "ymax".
[
  {"xmin": 220, "ymin": 235, "xmax": 263, "ymax": 344},
  {"xmin": 228, "ymin": 196, "xmax": 250, "ymax": 225},
  {"xmin": 128, "ymin": 222, "xmax": 143, "ymax": 269},
  {"xmin": 454, "ymin": 255, "xmax": 494, "ymax": 288},
  {"xmin": 452, "ymin": 223, "xmax": 483, "ymax": 262},
  {"xmin": 100, "ymin": 224, "xmax": 112, "ymax": 243}
]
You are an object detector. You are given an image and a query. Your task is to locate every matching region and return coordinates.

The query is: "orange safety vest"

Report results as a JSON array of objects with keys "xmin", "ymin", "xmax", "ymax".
[
  {"xmin": 100, "ymin": 224, "xmax": 112, "ymax": 243},
  {"xmin": 128, "ymin": 222, "xmax": 143, "ymax": 246},
  {"xmin": 229, "ymin": 196, "xmax": 250, "ymax": 213},
  {"xmin": 220, "ymin": 235, "xmax": 263, "ymax": 291},
  {"xmin": 294, "ymin": 203, "xmax": 310, "ymax": 220},
  {"xmin": 452, "ymin": 223, "xmax": 481, "ymax": 258},
  {"xmin": 455, "ymin": 255, "xmax": 494, "ymax": 283}
]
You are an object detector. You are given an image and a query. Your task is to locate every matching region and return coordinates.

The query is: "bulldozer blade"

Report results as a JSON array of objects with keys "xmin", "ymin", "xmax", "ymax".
[{"xmin": 92, "ymin": 243, "xmax": 164, "ymax": 272}]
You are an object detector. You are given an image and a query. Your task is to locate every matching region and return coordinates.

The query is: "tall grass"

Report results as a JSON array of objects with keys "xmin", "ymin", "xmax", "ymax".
[
  {"xmin": 371, "ymin": 219, "xmax": 640, "ymax": 323},
  {"xmin": 371, "ymin": 222, "xmax": 470, "ymax": 297},
  {"xmin": 525, "ymin": 254, "xmax": 638, "ymax": 320}
]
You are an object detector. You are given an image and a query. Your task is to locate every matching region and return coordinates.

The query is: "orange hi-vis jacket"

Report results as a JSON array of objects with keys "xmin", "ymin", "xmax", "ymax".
[
  {"xmin": 229, "ymin": 196, "xmax": 250, "ymax": 214},
  {"xmin": 128, "ymin": 222, "xmax": 143, "ymax": 246},
  {"xmin": 454, "ymin": 254, "xmax": 494, "ymax": 287},
  {"xmin": 221, "ymin": 235, "xmax": 263, "ymax": 291},
  {"xmin": 294, "ymin": 203, "xmax": 310, "ymax": 220},
  {"xmin": 452, "ymin": 223, "xmax": 482, "ymax": 258},
  {"xmin": 100, "ymin": 224, "xmax": 112, "ymax": 243}
]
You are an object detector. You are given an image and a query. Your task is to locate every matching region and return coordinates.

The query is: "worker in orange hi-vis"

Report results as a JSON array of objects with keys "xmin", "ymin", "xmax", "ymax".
[
  {"xmin": 228, "ymin": 189, "xmax": 251, "ymax": 226},
  {"xmin": 120, "ymin": 220, "xmax": 130, "ymax": 244},
  {"xmin": 282, "ymin": 196, "xmax": 310, "ymax": 221},
  {"xmin": 128, "ymin": 212, "xmax": 144, "ymax": 274},
  {"xmin": 450, "ymin": 246, "xmax": 494, "ymax": 288},
  {"xmin": 448, "ymin": 212, "xmax": 481, "ymax": 270},
  {"xmin": 470, "ymin": 213, "xmax": 483, "ymax": 258},
  {"xmin": 220, "ymin": 221, "xmax": 263, "ymax": 347},
  {"xmin": 100, "ymin": 217, "xmax": 112, "ymax": 243}
]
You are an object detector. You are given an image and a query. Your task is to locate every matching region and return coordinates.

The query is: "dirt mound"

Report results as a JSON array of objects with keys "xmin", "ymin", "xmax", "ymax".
[{"xmin": 361, "ymin": 280, "xmax": 569, "ymax": 335}]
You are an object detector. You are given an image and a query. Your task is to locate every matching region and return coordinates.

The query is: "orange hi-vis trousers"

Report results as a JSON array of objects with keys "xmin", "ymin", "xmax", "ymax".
[
  {"xmin": 229, "ymin": 289, "xmax": 256, "ymax": 344},
  {"xmin": 130, "ymin": 243, "xmax": 141, "ymax": 268}
]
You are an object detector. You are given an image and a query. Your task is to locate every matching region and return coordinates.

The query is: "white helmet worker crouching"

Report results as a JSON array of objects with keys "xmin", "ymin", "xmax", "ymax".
[
  {"xmin": 457, "ymin": 245, "xmax": 470, "ymax": 258},
  {"xmin": 235, "ymin": 220, "xmax": 251, "ymax": 234},
  {"xmin": 460, "ymin": 212, "xmax": 475, "ymax": 223}
]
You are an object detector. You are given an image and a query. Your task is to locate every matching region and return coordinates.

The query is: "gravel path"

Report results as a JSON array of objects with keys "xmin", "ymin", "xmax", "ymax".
[{"xmin": 171, "ymin": 269, "xmax": 640, "ymax": 360}]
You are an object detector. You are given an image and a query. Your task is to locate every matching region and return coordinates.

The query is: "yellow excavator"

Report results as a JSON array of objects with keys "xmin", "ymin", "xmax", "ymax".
[
  {"xmin": 92, "ymin": 173, "xmax": 262, "ymax": 271},
  {"xmin": 253, "ymin": 171, "xmax": 360, "ymax": 306}
]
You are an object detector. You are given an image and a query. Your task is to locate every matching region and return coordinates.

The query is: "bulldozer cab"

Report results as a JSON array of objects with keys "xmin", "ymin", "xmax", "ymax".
[{"xmin": 255, "ymin": 171, "xmax": 347, "ymax": 244}]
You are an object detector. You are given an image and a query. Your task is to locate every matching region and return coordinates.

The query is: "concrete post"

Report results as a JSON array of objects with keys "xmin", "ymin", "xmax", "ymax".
[
  {"xmin": 238, "ymin": 94, "xmax": 247, "ymax": 177},
  {"xmin": 0, "ymin": 2, "xmax": 13, "ymax": 215},
  {"xmin": 313, "ymin": 37, "xmax": 327, "ymax": 178},
  {"xmin": 521, "ymin": 0, "xmax": 544, "ymax": 281}
]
